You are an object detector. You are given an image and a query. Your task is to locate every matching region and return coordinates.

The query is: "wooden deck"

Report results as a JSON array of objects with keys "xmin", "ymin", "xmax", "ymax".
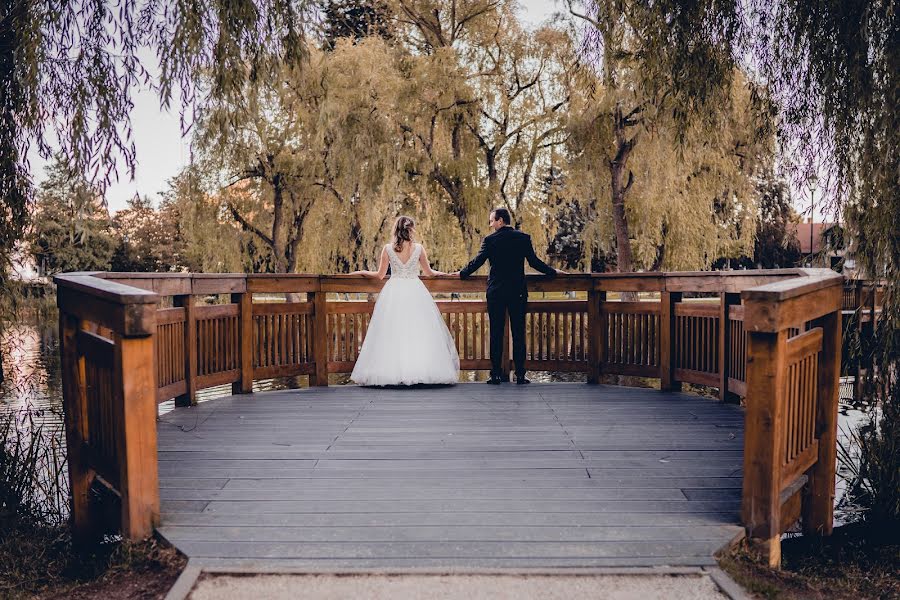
[{"xmin": 156, "ymin": 383, "xmax": 745, "ymax": 569}]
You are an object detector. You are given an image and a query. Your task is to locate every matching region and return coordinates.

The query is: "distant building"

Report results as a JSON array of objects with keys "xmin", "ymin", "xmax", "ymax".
[{"xmin": 790, "ymin": 220, "xmax": 849, "ymax": 272}]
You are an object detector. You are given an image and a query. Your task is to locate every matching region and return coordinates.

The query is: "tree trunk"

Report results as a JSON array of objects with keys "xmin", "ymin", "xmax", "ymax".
[
  {"xmin": 270, "ymin": 174, "xmax": 288, "ymax": 274},
  {"xmin": 608, "ymin": 103, "xmax": 636, "ymax": 274}
]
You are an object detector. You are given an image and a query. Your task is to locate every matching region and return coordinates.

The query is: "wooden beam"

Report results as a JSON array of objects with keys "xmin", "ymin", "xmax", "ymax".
[
  {"xmin": 115, "ymin": 334, "xmax": 160, "ymax": 540},
  {"xmin": 743, "ymin": 284, "xmax": 842, "ymax": 333},
  {"xmin": 660, "ymin": 291, "xmax": 681, "ymax": 391},
  {"xmin": 587, "ymin": 290, "xmax": 604, "ymax": 384},
  {"xmin": 174, "ymin": 295, "xmax": 196, "ymax": 407},
  {"xmin": 233, "ymin": 292, "xmax": 254, "ymax": 394},
  {"xmin": 720, "ymin": 293, "xmax": 741, "ymax": 404},
  {"xmin": 742, "ymin": 328, "xmax": 788, "ymax": 567},
  {"xmin": 59, "ymin": 312, "xmax": 95, "ymax": 542},
  {"xmin": 802, "ymin": 309, "xmax": 841, "ymax": 537},
  {"xmin": 310, "ymin": 292, "xmax": 329, "ymax": 386},
  {"xmin": 57, "ymin": 287, "xmax": 157, "ymax": 337}
]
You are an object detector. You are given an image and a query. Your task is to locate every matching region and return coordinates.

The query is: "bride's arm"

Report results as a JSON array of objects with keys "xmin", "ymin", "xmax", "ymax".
[
  {"xmin": 418, "ymin": 245, "xmax": 446, "ymax": 276},
  {"xmin": 349, "ymin": 247, "xmax": 390, "ymax": 279}
]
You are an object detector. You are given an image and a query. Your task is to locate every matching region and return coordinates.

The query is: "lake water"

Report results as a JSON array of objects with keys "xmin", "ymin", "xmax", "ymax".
[{"xmin": 1, "ymin": 312, "xmax": 870, "ymax": 526}]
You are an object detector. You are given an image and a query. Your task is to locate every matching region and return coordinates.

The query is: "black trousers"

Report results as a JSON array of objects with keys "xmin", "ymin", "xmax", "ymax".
[{"xmin": 487, "ymin": 292, "xmax": 527, "ymax": 379}]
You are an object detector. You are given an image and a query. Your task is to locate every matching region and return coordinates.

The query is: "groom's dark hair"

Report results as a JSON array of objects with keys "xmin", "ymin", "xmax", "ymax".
[{"xmin": 492, "ymin": 207, "xmax": 511, "ymax": 225}]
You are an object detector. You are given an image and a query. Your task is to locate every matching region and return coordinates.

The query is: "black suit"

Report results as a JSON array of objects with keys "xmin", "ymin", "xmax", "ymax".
[{"xmin": 460, "ymin": 226, "xmax": 556, "ymax": 379}]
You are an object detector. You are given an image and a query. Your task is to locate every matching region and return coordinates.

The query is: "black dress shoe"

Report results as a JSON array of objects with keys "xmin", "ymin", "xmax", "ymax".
[
  {"xmin": 486, "ymin": 376, "xmax": 504, "ymax": 385},
  {"xmin": 499, "ymin": 375, "xmax": 511, "ymax": 383},
  {"xmin": 516, "ymin": 377, "xmax": 531, "ymax": 385}
]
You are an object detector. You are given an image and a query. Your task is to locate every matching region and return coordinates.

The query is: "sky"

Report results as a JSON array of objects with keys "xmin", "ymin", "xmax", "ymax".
[{"xmin": 30, "ymin": 1, "xmax": 823, "ymax": 220}]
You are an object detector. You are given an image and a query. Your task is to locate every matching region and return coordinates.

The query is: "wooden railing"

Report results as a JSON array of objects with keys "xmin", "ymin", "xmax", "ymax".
[
  {"xmin": 55, "ymin": 268, "xmax": 843, "ymax": 564},
  {"xmin": 741, "ymin": 272, "xmax": 843, "ymax": 566}
]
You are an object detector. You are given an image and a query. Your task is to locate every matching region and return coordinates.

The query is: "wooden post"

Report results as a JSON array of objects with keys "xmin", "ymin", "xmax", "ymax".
[
  {"xmin": 587, "ymin": 289, "xmax": 605, "ymax": 384},
  {"xmin": 742, "ymin": 328, "xmax": 788, "ymax": 568},
  {"xmin": 660, "ymin": 291, "xmax": 682, "ymax": 391},
  {"xmin": 310, "ymin": 291, "xmax": 329, "ymax": 386},
  {"xmin": 719, "ymin": 293, "xmax": 741, "ymax": 403},
  {"xmin": 803, "ymin": 309, "xmax": 841, "ymax": 536},
  {"xmin": 232, "ymin": 291, "xmax": 254, "ymax": 394},
  {"xmin": 174, "ymin": 294, "xmax": 196, "ymax": 407},
  {"xmin": 115, "ymin": 333, "xmax": 160, "ymax": 540},
  {"xmin": 59, "ymin": 312, "xmax": 95, "ymax": 541}
]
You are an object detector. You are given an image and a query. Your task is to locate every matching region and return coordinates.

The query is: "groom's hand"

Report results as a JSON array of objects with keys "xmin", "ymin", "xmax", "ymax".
[
  {"xmin": 449, "ymin": 271, "xmax": 461, "ymax": 277},
  {"xmin": 555, "ymin": 268, "xmax": 567, "ymax": 275}
]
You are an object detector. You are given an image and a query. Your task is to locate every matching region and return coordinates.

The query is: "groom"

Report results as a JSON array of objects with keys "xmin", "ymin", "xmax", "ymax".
[{"xmin": 455, "ymin": 208, "xmax": 562, "ymax": 385}]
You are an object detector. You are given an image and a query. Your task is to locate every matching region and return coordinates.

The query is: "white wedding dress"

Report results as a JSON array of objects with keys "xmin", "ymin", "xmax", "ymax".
[{"xmin": 351, "ymin": 243, "xmax": 460, "ymax": 386}]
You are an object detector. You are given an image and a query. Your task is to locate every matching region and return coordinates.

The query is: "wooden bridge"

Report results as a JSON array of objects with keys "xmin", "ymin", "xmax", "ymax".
[{"xmin": 55, "ymin": 269, "xmax": 844, "ymax": 568}]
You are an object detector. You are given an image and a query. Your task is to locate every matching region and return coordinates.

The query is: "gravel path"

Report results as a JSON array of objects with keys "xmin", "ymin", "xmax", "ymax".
[{"xmin": 188, "ymin": 573, "xmax": 729, "ymax": 599}]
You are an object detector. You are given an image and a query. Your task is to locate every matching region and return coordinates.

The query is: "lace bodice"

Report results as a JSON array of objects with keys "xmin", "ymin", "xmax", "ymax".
[{"xmin": 386, "ymin": 243, "xmax": 422, "ymax": 279}]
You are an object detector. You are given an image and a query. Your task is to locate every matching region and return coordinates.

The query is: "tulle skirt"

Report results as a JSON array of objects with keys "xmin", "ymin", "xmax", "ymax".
[{"xmin": 351, "ymin": 278, "xmax": 460, "ymax": 386}]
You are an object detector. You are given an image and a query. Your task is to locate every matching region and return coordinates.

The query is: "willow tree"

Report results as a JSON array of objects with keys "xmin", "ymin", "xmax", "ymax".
[
  {"xmin": 564, "ymin": 0, "xmax": 745, "ymax": 272},
  {"xmin": 568, "ymin": 0, "xmax": 899, "ymax": 526},
  {"xmin": 1, "ymin": 0, "xmax": 311, "ymax": 289},
  {"xmin": 466, "ymin": 15, "xmax": 573, "ymax": 228},
  {"xmin": 197, "ymin": 37, "xmax": 407, "ymax": 273}
]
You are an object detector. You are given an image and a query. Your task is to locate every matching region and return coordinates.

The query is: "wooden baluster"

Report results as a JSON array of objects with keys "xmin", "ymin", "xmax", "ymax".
[
  {"xmin": 114, "ymin": 327, "xmax": 159, "ymax": 540},
  {"xmin": 742, "ymin": 326, "xmax": 788, "ymax": 567},
  {"xmin": 660, "ymin": 291, "xmax": 681, "ymax": 391},
  {"xmin": 803, "ymin": 309, "xmax": 841, "ymax": 537},
  {"xmin": 173, "ymin": 294, "xmax": 196, "ymax": 407}
]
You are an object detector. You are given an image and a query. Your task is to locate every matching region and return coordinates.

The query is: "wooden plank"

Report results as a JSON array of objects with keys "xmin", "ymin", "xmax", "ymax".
[
  {"xmin": 253, "ymin": 363, "xmax": 316, "ymax": 379},
  {"xmin": 593, "ymin": 274, "xmax": 666, "ymax": 292},
  {"xmin": 675, "ymin": 369, "xmax": 719, "ymax": 388},
  {"xmin": 741, "ymin": 329, "xmax": 787, "ymax": 567},
  {"xmin": 100, "ymin": 274, "xmax": 192, "ymax": 296},
  {"xmin": 196, "ymin": 369, "xmax": 241, "ymax": 389},
  {"xmin": 115, "ymin": 334, "xmax": 160, "ymax": 539},
  {"xmin": 247, "ymin": 275, "xmax": 321, "ymax": 293},
  {"xmin": 195, "ymin": 304, "xmax": 239, "ymax": 320},
  {"xmin": 803, "ymin": 310, "xmax": 841, "ymax": 536},
  {"xmin": 191, "ymin": 275, "xmax": 247, "ymax": 295},
  {"xmin": 743, "ymin": 283, "xmax": 842, "ymax": 333},
  {"xmin": 603, "ymin": 363, "xmax": 658, "ymax": 377},
  {"xmin": 158, "ymin": 380, "xmax": 187, "ymax": 403},
  {"xmin": 57, "ymin": 286, "xmax": 157, "ymax": 337},
  {"xmin": 784, "ymin": 327, "xmax": 823, "ymax": 364},
  {"xmin": 157, "ymin": 307, "xmax": 187, "ymax": 325},
  {"xmin": 252, "ymin": 302, "xmax": 315, "ymax": 315}
]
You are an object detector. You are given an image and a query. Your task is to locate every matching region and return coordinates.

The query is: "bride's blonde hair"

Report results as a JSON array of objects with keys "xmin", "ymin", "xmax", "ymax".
[{"xmin": 392, "ymin": 215, "xmax": 415, "ymax": 253}]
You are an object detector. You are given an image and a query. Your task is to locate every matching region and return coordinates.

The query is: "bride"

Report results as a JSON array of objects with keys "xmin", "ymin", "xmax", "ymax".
[{"xmin": 349, "ymin": 216, "xmax": 460, "ymax": 386}]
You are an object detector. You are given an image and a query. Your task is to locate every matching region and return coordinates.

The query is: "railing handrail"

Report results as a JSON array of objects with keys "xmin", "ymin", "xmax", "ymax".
[{"xmin": 83, "ymin": 268, "xmax": 819, "ymax": 298}]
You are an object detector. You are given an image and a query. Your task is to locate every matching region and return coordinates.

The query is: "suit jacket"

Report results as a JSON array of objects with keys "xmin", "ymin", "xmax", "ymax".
[{"xmin": 459, "ymin": 226, "xmax": 556, "ymax": 297}]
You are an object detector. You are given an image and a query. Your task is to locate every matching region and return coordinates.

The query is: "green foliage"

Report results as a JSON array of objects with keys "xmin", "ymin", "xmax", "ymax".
[
  {"xmin": 1, "ymin": 0, "xmax": 313, "ymax": 288},
  {"xmin": 28, "ymin": 159, "xmax": 117, "ymax": 275},
  {"xmin": 110, "ymin": 196, "xmax": 181, "ymax": 272}
]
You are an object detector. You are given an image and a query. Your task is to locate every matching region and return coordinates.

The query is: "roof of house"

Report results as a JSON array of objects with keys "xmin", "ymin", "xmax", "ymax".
[{"xmin": 792, "ymin": 222, "xmax": 836, "ymax": 254}]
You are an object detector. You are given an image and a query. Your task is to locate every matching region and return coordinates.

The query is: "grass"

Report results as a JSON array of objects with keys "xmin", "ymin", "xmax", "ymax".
[
  {"xmin": 718, "ymin": 523, "xmax": 900, "ymax": 599},
  {"xmin": 0, "ymin": 407, "xmax": 185, "ymax": 599}
]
